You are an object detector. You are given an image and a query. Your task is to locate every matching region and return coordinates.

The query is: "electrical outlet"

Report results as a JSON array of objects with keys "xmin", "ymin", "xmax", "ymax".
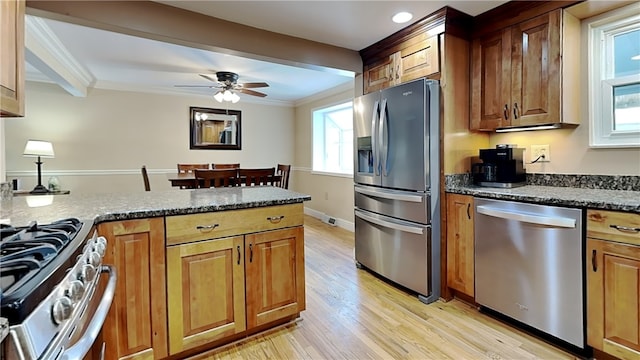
[{"xmin": 531, "ymin": 144, "xmax": 550, "ymax": 162}]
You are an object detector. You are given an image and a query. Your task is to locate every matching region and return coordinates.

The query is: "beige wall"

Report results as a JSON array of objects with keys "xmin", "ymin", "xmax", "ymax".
[
  {"xmin": 4, "ymin": 81, "xmax": 295, "ymax": 193},
  {"xmin": 293, "ymin": 86, "xmax": 356, "ymax": 226}
]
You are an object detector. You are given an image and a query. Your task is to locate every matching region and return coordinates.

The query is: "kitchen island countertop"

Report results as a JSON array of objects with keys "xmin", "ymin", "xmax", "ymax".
[
  {"xmin": 446, "ymin": 184, "xmax": 640, "ymax": 213},
  {"xmin": 1, "ymin": 186, "xmax": 311, "ymax": 227}
]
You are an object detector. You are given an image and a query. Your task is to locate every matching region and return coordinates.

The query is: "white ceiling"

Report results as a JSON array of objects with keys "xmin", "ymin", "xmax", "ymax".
[{"xmin": 25, "ymin": 1, "xmax": 508, "ymax": 105}]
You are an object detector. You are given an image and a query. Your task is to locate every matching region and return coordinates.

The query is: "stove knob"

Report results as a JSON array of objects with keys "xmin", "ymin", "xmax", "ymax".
[
  {"xmin": 66, "ymin": 280, "xmax": 85, "ymax": 303},
  {"xmin": 88, "ymin": 252, "xmax": 101, "ymax": 268},
  {"xmin": 52, "ymin": 296, "xmax": 73, "ymax": 325},
  {"xmin": 94, "ymin": 242, "xmax": 106, "ymax": 257},
  {"xmin": 95, "ymin": 236, "xmax": 107, "ymax": 247},
  {"xmin": 78, "ymin": 264, "xmax": 96, "ymax": 283}
]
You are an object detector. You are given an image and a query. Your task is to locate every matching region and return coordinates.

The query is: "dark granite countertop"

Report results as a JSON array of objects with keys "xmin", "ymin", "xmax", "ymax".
[
  {"xmin": 0, "ymin": 186, "xmax": 311, "ymax": 227},
  {"xmin": 446, "ymin": 184, "xmax": 640, "ymax": 213}
]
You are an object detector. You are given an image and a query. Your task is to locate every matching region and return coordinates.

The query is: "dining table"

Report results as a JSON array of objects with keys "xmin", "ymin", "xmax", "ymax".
[{"xmin": 166, "ymin": 173, "xmax": 281, "ymax": 188}]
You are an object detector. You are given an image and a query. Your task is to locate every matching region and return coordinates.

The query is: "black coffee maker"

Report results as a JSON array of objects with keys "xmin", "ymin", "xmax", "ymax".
[{"xmin": 472, "ymin": 145, "xmax": 526, "ymax": 187}]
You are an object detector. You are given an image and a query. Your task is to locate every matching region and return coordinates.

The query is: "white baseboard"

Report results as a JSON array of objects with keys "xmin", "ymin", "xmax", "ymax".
[{"xmin": 304, "ymin": 207, "xmax": 354, "ymax": 232}]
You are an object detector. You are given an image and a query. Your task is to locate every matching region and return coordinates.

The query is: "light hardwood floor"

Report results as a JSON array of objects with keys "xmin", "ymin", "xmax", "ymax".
[{"xmin": 192, "ymin": 215, "xmax": 578, "ymax": 359}]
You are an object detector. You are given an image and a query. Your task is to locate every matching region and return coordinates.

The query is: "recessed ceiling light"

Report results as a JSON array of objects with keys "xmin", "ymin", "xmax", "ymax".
[
  {"xmin": 392, "ymin": 12, "xmax": 413, "ymax": 24},
  {"xmin": 632, "ymin": 54, "xmax": 640, "ymax": 60}
]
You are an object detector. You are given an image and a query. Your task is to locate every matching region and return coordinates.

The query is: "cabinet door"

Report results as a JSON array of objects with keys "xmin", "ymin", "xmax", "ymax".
[
  {"xmin": 587, "ymin": 239, "xmax": 640, "ymax": 360},
  {"xmin": 245, "ymin": 226, "xmax": 305, "ymax": 329},
  {"xmin": 446, "ymin": 194, "xmax": 475, "ymax": 297},
  {"xmin": 363, "ymin": 54, "xmax": 396, "ymax": 94},
  {"xmin": 510, "ymin": 10, "xmax": 561, "ymax": 126},
  {"xmin": 398, "ymin": 35, "xmax": 439, "ymax": 83},
  {"xmin": 0, "ymin": 0, "xmax": 25, "ymax": 117},
  {"xmin": 470, "ymin": 29, "xmax": 511, "ymax": 130},
  {"xmin": 166, "ymin": 236, "xmax": 246, "ymax": 355},
  {"xmin": 99, "ymin": 218, "xmax": 168, "ymax": 360}
]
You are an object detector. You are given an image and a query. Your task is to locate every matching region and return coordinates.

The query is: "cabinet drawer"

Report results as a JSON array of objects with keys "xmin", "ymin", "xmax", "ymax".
[
  {"xmin": 166, "ymin": 203, "xmax": 304, "ymax": 245},
  {"xmin": 587, "ymin": 209, "xmax": 640, "ymax": 246}
]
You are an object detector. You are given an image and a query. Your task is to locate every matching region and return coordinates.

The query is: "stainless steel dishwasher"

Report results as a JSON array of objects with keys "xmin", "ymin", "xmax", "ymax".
[{"xmin": 474, "ymin": 198, "xmax": 585, "ymax": 349}]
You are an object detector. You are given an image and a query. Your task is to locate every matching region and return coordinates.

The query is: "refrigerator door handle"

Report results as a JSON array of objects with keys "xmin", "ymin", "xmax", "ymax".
[
  {"xmin": 476, "ymin": 205, "xmax": 576, "ymax": 228},
  {"xmin": 355, "ymin": 186, "xmax": 424, "ymax": 203},
  {"xmin": 379, "ymin": 98, "xmax": 388, "ymax": 176},
  {"xmin": 371, "ymin": 100, "xmax": 380, "ymax": 176},
  {"xmin": 355, "ymin": 210, "xmax": 424, "ymax": 235}
]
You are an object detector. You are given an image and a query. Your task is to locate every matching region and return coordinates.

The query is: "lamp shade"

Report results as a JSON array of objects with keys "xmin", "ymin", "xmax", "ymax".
[{"xmin": 23, "ymin": 140, "xmax": 55, "ymax": 158}]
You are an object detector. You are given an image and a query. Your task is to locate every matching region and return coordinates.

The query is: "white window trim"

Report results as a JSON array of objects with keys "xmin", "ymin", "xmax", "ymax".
[
  {"xmin": 587, "ymin": 4, "xmax": 640, "ymax": 148},
  {"xmin": 311, "ymin": 100, "xmax": 354, "ymax": 176}
]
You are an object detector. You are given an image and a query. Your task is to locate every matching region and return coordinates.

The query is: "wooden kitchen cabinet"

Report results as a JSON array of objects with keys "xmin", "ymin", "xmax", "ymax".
[
  {"xmin": 99, "ymin": 218, "xmax": 168, "ymax": 360},
  {"xmin": 166, "ymin": 235, "xmax": 246, "ymax": 355},
  {"xmin": 0, "ymin": 0, "xmax": 25, "ymax": 117},
  {"xmin": 470, "ymin": 9, "xmax": 580, "ymax": 131},
  {"xmin": 164, "ymin": 204, "xmax": 305, "ymax": 356},
  {"xmin": 445, "ymin": 193, "xmax": 475, "ymax": 297},
  {"xmin": 586, "ymin": 209, "xmax": 640, "ymax": 360},
  {"xmin": 363, "ymin": 33, "xmax": 439, "ymax": 94},
  {"xmin": 246, "ymin": 226, "xmax": 305, "ymax": 329}
]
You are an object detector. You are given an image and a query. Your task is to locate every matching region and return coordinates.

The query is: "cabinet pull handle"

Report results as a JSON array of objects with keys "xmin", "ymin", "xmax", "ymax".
[
  {"xmin": 609, "ymin": 224, "xmax": 640, "ymax": 233},
  {"xmin": 503, "ymin": 104, "xmax": 509, "ymax": 120},
  {"xmin": 249, "ymin": 243, "xmax": 253, "ymax": 263},
  {"xmin": 591, "ymin": 249, "xmax": 597, "ymax": 272},
  {"xmin": 196, "ymin": 224, "xmax": 219, "ymax": 231},
  {"xmin": 466, "ymin": 203, "xmax": 471, "ymax": 220},
  {"xmin": 237, "ymin": 245, "xmax": 241, "ymax": 265},
  {"xmin": 396, "ymin": 65, "xmax": 400, "ymax": 80},
  {"xmin": 513, "ymin": 102, "xmax": 519, "ymax": 119},
  {"xmin": 267, "ymin": 215, "xmax": 285, "ymax": 223}
]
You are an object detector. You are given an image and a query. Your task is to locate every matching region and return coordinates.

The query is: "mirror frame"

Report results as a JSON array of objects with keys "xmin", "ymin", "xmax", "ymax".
[{"xmin": 189, "ymin": 107, "xmax": 242, "ymax": 150}]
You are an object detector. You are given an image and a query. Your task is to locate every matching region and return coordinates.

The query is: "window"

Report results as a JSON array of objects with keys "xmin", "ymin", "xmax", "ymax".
[
  {"xmin": 312, "ymin": 101, "xmax": 353, "ymax": 176},
  {"xmin": 588, "ymin": 6, "xmax": 640, "ymax": 147}
]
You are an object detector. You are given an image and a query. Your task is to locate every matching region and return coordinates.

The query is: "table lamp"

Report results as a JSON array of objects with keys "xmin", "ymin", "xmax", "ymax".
[{"xmin": 23, "ymin": 140, "xmax": 55, "ymax": 194}]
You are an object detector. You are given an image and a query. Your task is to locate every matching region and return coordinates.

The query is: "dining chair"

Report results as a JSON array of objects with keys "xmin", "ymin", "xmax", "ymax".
[
  {"xmin": 141, "ymin": 165, "xmax": 150, "ymax": 191},
  {"xmin": 276, "ymin": 164, "xmax": 291, "ymax": 189},
  {"xmin": 177, "ymin": 163, "xmax": 210, "ymax": 173},
  {"xmin": 237, "ymin": 168, "xmax": 275, "ymax": 186},
  {"xmin": 212, "ymin": 163, "xmax": 240, "ymax": 169},
  {"xmin": 194, "ymin": 169, "xmax": 238, "ymax": 188},
  {"xmin": 177, "ymin": 164, "xmax": 209, "ymax": 189}
]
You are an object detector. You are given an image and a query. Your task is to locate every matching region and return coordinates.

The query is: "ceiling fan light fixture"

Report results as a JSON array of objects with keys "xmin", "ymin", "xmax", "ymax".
[
  {"xmin": 223, "ymin": 90, "xmax": 233, "ymax": 101},
  {"xmin": 214, "ymin": 91, "xmax": 224, "ymax": 102},
  {"xmin": 231, "ymin": 92, "xmax": 240, "ymax": 103}
]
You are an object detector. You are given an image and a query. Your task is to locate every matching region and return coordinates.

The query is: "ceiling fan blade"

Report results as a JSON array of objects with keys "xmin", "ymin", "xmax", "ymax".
[
  {"xmin": 199, "ymin": 74, "xmax": 219, "ymax": 83},
  {"xmin": 174, "ymin": 85, "xmax": 219, "ymax": 88},
  {"xmin": 240, "ymin": 82, "xmax": 269, "ymax": 89},
  {"xmin": 238, "ymin": 88, "xmax": 267, "ymax": 97}
]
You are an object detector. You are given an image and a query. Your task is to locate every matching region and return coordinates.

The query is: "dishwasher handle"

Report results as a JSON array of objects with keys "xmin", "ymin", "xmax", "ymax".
[{"xmin": 476, "ymin": 205, "xmax": 576, "ymax": 228}]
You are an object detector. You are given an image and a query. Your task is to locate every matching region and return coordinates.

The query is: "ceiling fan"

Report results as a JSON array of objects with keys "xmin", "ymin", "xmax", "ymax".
[{"xmin": 175, "ymin": 71, "xmax": 269, "ymax": 102}]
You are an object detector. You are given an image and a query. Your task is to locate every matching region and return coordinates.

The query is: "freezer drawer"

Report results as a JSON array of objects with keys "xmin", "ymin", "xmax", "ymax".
[
  {"xmin": 354, "ymin": 209, "xmax": 431, "ymax": 298},
  {"xmin": 354, "ymin": 184, "xmax": 430, "ymax": 224}
]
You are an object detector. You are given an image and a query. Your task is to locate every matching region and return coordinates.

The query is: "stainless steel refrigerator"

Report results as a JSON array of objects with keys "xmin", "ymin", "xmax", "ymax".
[{"xmin": 354, "ymin": 78, "xmax": 440, "ymax": 304}]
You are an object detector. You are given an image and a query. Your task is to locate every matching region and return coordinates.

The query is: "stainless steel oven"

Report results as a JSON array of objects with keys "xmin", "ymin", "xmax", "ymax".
[{"xmin": 1, "ymin": 219, "xmax": 116, "ymax": 360}]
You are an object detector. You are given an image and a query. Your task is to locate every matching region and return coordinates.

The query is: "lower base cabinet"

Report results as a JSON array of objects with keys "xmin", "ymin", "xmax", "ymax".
[
  {"xmin": 99, "ymin": 218, "xmax": 168, "ymax": 360},
  {"xmin": 166, "ymin": 226, "xmax": 305, "ymax": 356},
  {"xmin": 586, "ymin": 209, "xmax": 640, "ymax": 360},
  {"xmin": 445, "ymin": 193, "xmax": 475, "ymax": 297}
]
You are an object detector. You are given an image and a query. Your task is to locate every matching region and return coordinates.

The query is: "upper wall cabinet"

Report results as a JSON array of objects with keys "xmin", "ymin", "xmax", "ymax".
[
  {"xmin": 0, "ymin": 0, "xmax": 25, "ymax": 117},
  {"xmin": 363, "ymin": 34, "xmax": 439, "ymax": 94},
  {"xmin": 470, "ymin": 8, "xmax": 580, "ymax": 131},
  {"xmin": 360, "ymin": 7, "xmax": 472, "ymax": 95}
]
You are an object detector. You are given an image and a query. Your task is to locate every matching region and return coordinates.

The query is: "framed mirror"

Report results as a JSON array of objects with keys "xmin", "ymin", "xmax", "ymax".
[{"xmin": 190, "ymin": 107, "xmax": 241, "ymax": 150}]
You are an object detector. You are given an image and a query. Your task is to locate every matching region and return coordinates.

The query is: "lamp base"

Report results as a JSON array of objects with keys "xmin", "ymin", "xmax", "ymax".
[{"xmin": 30, "ymin": 185, "xmax": 50, "ymax": 194}]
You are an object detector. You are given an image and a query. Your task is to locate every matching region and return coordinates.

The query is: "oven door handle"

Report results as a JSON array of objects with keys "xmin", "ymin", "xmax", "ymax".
[{"xmin": 61, "ymin": 265, "xmax": 117, "ymax": 360}]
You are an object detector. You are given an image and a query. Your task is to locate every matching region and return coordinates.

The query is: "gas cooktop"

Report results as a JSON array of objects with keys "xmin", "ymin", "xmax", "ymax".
[{"xmin": 0, "ymin": 218, "xmax": 92, "ymax": 324}]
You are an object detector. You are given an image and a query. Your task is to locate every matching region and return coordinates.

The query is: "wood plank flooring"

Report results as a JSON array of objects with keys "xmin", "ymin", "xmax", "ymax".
[{"xmin": 191, "ymin": 216, "xmax": 578, "ymax": 359}]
